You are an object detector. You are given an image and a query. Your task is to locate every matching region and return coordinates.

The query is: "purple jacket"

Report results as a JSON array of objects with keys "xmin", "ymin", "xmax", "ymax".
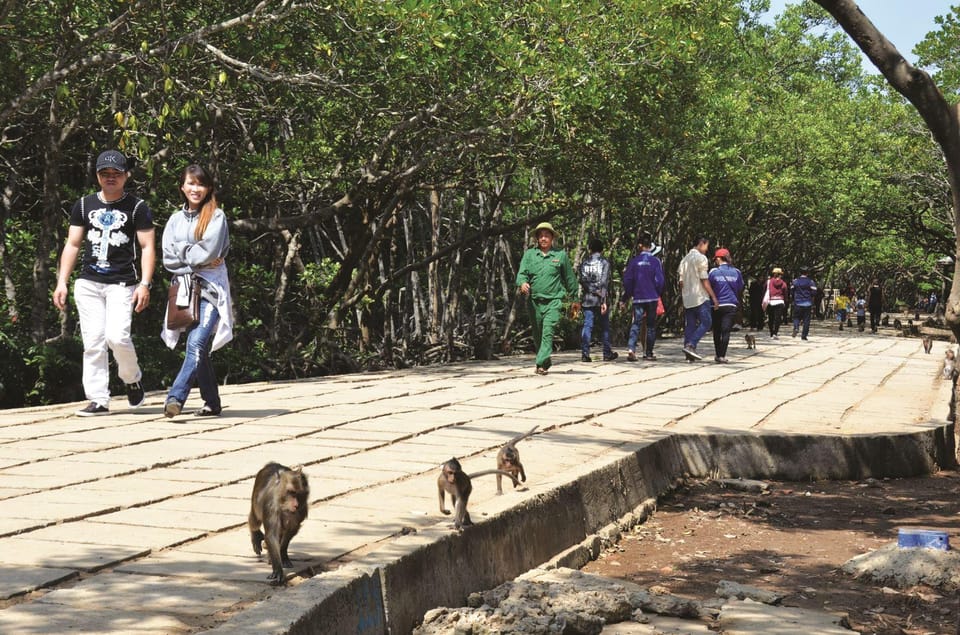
[{"xmin": 621, "ymin": 251, "xmax": 665, "ymax": 304}]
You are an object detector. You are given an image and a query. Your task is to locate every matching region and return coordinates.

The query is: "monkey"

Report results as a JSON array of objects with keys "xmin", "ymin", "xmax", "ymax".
[
  {"xmin": 893, "ymin": 318, "xmax": 902, "ymax": 331},
  {"xmin": 437, "ymin": 458, "xmax": 519, "ymax": 530},
  {"xmin": 249, "ymin": 462, "xmax": 309, "ymax": 585},
  {"xmin": 943, "ymin": 349, "xmax": 956, "ymax": 381},
  {"xmin": 923, "ymin": 335, "xmax": 933, "ymax": 354},
  {"xmin": 744, "ymin": 333, "xmax": 756, "ymax": 350},
  {"xmin": 881, "ymin": 314, "xmax": 890, "ymax": 327},
  {"xmin": 496, "ymin": 426, "xmax": 538, "ymax": 495}
]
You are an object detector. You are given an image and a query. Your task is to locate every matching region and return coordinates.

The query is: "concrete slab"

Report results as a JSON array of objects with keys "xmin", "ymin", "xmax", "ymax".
[
  {"xmin": 36, "ymin": 573, "xmax": 260, "ymax": 615},
  {"xmin": 719, "ymin": 598, "xmax": 852, "ymax": 634},
  {"xmin": 0, "ymin": 566, "xmax": 77, "ymax": 601}
]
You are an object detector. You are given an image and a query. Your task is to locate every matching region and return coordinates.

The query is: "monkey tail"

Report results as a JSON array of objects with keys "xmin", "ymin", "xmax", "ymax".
[
  {"xmin": 469, "ymin": 469, "xmax": 521, "ymax": 485},
  {"xmin": 506, "ymin": 425, "xmax": 539, "ymax": 446}
]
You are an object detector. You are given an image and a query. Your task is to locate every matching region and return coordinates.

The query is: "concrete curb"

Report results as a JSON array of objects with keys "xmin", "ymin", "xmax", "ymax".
[{"xmin": 206, "ymin": 422, "xmax": 955, "ymax": 633}]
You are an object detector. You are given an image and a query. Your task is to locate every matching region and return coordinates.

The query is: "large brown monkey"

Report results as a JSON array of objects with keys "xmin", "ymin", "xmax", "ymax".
[{"xmin": 249, "ymin": 462, "xmax": 309, "ymax": 585}]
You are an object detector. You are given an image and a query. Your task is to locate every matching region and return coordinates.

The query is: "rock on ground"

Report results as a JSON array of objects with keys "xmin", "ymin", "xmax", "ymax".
[
  {"xmin": 414, "ymin": 568, "xmax": 856, "ymax": 635},
  {"xmin": 842, "ymin": 542, "xmax": 960, "ymax": 590}
]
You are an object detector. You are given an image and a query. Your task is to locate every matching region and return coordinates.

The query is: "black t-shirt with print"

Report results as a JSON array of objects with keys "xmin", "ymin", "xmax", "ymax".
[{"xmin": 69, "ymin": 192, "xmax": 154, "ymax": 284}]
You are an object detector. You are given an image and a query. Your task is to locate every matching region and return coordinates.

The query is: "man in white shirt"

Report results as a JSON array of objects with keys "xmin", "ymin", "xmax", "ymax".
[{"xmin": 677, "ymin": 237, "xmax": 718, "ymax": 361}]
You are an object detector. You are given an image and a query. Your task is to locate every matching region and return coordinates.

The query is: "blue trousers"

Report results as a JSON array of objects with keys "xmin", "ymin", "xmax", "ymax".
[
  {"xmin": 628, "ymin": 301, "xmax": 658, "ymax": 354},
  {"xmin": 683, "ymin": 301, "xmax": 712, "ymax": 349},
  {"xmin": 581, "ymin": 305, "xmax": 613, "ymax": 358},
  {"xmin": 168, "ymin": 299, "xmax": 221, "ymax": 409}
]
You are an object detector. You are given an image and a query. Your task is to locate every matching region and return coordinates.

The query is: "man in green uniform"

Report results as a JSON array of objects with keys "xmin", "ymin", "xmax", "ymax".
[{"xmin": 516, "ymin": 222, "xmax": 578, "ymax": 375}]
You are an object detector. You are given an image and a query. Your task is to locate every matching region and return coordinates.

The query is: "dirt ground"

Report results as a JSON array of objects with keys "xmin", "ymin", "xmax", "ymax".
[{"xmin": 582, "ymin": 471, "xmax": 960, "ymax": 635}]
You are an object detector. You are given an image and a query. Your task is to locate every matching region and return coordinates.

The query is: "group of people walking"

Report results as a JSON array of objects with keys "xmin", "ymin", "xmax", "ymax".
[
  {"xmin": 514, "ymin": 222, "xmax": 882, "ymax": 375},
  {"xmin": 516, "ymin": 226, "xmax": 749, "ymax": 374},
  {"xmin": 53, "ymin": 150, "xmax": 233, "ymax": 418},
  {"xmin": 833, "ymin": 279, "xmax": 884, "ymax": 333}
]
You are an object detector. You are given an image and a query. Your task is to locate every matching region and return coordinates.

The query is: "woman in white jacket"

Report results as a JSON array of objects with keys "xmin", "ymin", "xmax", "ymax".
[{"xmin": 161, "ymin": 164, "xmax": 233, "ymax": 418}]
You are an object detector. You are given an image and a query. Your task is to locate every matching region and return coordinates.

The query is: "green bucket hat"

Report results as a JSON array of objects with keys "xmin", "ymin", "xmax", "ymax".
[{"xmin": 532, "ymin": 222, "xmax": 556, "ymax": 236}]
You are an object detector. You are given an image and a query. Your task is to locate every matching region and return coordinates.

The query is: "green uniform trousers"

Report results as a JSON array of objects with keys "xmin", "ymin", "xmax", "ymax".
[{"xmin": 530, "ymin": 297, "xmax": 563, "ymax": 369}]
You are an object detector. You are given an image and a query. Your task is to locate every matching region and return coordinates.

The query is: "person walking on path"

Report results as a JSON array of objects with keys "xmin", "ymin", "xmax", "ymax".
[
  {"xmin": 708, "ymin": 248, "xmax": 744, "ymax": 363},
  {"xmin": 855, "ymin": 294, "xmax": 867, "ymax": 331},
  {"xmin": 868, "ymin": 279, "xmax": 883, "ymax": 333},
  {"xmin": 790, "ymin": 267, "xmax": 818, "ymax": 340},
  {"xmin": 835, "ymin": 292, "xmax": 850, "ymax": 331},
  {"xmin": 52, "ymin": 150, "xmax": 155, "ymax": 417},
  {"xmin": 577, "ymin": 238, "xmax": 617, "ymax": 363},
  {"xmin": 620, "ymin": 232, "xmax": 665, "ymax": 362},
  {"xmin": 764, "ymin": 267, "xmax": 788, "ymax": 339},
  {"xmin": 677, "ymin": 237, "xmax": 718, "ymax": 361},
  {"xmin": 516, "ymin": 221, "xmax": 578, "ymax": 375},
  {"xmin": 161, "ymin": 165, "xmax": 234, "ymax": 418}
]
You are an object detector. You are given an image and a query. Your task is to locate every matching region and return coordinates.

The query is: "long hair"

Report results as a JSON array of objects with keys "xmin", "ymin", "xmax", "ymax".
[{"xmin": 179, "ymin": 164, "xmax": 218, "ymax": 240}]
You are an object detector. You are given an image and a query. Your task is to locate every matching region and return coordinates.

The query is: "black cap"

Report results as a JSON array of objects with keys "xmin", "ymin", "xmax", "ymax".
[{"xmin": 96, "ymin": 150, "xmax": 127, "ymax": 172}]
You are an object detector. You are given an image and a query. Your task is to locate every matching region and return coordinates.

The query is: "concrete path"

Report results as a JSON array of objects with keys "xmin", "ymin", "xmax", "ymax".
[{"xmin": 0, "ymin": 324, "xmax": 952, "ymax": 633}]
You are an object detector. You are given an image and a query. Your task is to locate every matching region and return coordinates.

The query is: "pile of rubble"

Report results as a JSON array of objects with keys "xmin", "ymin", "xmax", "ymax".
[{"xmin": 414, "ymin": 568, "xmax": 854, "ymax": 634}]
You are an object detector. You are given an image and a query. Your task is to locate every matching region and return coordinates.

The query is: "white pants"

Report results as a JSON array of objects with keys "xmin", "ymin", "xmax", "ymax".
[{"xmin": 74, "ymin": 278, "xmax": 142, "ymax": 407}]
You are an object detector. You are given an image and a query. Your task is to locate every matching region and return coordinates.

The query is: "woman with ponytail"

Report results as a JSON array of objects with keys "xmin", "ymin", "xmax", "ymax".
[{"xmin": 161, "ymin": 164, "xmax": 233, "ymax": 418}]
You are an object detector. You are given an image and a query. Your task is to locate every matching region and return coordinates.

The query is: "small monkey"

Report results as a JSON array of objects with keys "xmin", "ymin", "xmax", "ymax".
[
  {"xmin": 922, "ymin": 335, "xmax": 933, "ymax": 354},
  {"xmin": 249, "ymin": 462, "xmax": 309, "ymax": 585},
  {"xmin": 496, "ymin": 425, "xmax": 538, "ymax": 495},
  {"xmin": 437, "ymin": 458, "xmax": 518, "ymax": 530},
  {"xmin": 744, "ymin": 333, "xmax": 756, "ymax": 350},
  {"xmin": 943, "ymin": 348, "xmax": 956, "ymax": 381}
]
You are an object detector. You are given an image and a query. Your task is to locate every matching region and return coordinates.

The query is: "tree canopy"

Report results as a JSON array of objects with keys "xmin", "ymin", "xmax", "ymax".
[{"xmin": 0, "ymin": 0, "xmax": 955, "ymax": 407}]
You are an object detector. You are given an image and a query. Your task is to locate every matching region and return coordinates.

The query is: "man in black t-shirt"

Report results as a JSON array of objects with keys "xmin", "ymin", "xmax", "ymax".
[{"xmin": 53, "ymin": 150, "xmax": 156, "ymax": 416}]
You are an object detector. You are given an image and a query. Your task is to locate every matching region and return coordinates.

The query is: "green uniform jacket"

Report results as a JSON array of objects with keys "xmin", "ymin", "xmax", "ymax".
[{"xmin": 516, "ymin": 247, "xmax": 578, "ymax": 300}]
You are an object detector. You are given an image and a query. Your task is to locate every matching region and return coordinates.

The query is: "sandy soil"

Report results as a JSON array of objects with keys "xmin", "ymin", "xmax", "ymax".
[{"xmin": 582, "ymin": 472, "xmax": 960, "ymax": 635}]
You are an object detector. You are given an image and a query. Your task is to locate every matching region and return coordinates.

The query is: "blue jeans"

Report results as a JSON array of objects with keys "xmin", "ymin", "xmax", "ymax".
[
  {"xmin": 628, "ymin": 301, "xmax": 658, "ymax": 354},
  {"xmin": 581, "ymin": 305, "xmax": 613, "ymax": 358},
  {"xmin": 168, "ymin": 298, "xmax": 221, "ymax": 409},
  {"xmin": 793, "ymin": 304, "xmax": 812, "ymax": 338},
  {"xmin": 683, "ymin": 301, "xmax": 712, "ymax": 350}
]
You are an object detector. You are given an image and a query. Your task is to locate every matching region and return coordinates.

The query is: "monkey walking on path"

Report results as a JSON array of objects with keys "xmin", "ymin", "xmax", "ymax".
[
  {"xmin": 249, "ymin": 462, "xmax": 310, "ymax": 585},
  {"xmin": 496, "ymin": 425, "xmax": 538, "ymax": 495},
  {"xmin": 744, "ymin": 333, "xmax": 756, "ymax": 350},
  {"xmin": 437, "ymin": 457, "xmax": 519, "ymax": 530},
  {"xmin": 922, "ymin": 335, "xmax": 933, "ymax": 354}
]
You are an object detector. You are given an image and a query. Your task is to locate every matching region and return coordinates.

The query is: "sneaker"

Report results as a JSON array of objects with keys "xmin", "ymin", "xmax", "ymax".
[
  {"xmin": 603, "ymin": 352, "xmax": 619, "ymax": 361},
  {"xmin": 715, "ymin": 357, "xmax": 729, "ymax": 364},
  {"xmin": 801, "ymin": 337, "xmax": 808, "ymax": 341},
  {"xmin": 535, "ymin": 366, "xmax": 548, "ymax": 376},
  {"xmin": 626, "ymin": 351, "xmax": 638, "ymax": 362},
  {"xmin": 581, "ymin": 354, "xmax": 593, "ymax": 362},
  {"xmin": 772, "ymin": 334, "xmax": 779, "ymax": 340},
  {"xmin": 77, "ymin": 402, "xmax": 109, "ymax": 417},
  {"xmin": 126, "ymin": 382, "xmax": 145, "ymax": 409},
  {"xmin": 194, "ymin": 405, "xmax": 222, "ymax": 417},
  {"xmin": 682, "ymin": 346, "xmax": 702, "ymax": 361},
  {"xmin": 642, "ymin": 353, "xmax": 657, "ymax": 361},
  {"xmin": 164, "ymin": 398, "xmax": 183, "ymax": 418}
]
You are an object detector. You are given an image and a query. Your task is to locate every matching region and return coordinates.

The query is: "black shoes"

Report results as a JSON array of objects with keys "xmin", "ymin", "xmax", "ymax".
[
  {"xmin": 194, "ymin": 405, "xmax": 222, "ymax": 417},
  {"xmin": 581, "ymin": 354, "xmax": 592, "ymax": 362},
  {"xmin": 603, "ymin": 352, "xmax": 619, "ymax": 361},
  {"xmin": 77, "ymin": 402, "xmax": 109, "ymax": 417},
  {"xmin": 126, "ymin": 382, "xmax": 145, "ymax": 409}
]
